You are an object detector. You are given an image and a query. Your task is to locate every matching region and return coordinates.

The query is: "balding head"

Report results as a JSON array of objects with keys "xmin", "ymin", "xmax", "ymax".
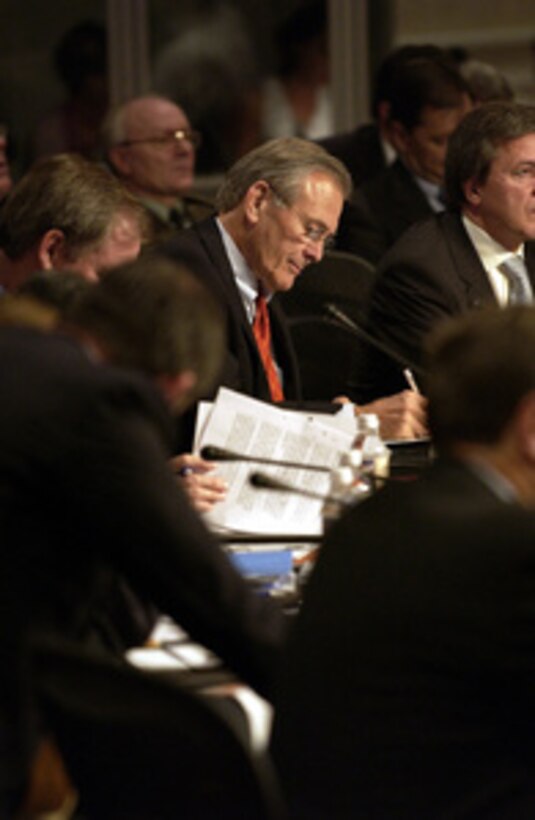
[{"xmin": 104, "ymin": 95, "xmax": 200, "ymax": 205}]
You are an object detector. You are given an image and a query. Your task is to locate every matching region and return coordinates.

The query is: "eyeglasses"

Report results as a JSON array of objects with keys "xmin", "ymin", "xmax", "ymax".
[
  {"xmin": 268, "ymin": 183, "xmax": 336, "ymax": 250},
  {"xmin": 118, "ymin": 129, "xmax": 202, "ymax": 149}
]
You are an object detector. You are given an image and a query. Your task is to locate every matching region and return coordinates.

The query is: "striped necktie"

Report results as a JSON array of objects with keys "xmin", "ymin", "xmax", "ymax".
[
  {"xmin": 252, "ymin": 293, "xmax": 284, "ymax": 402},
  {"xmin": 499, "ymin": 256, "xmax": 533, "ymax": 305}
]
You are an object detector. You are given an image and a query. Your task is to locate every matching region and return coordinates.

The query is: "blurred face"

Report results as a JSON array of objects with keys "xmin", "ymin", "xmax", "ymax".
[
  {"xmin": 111, "ymin": 98, "xmax": 198, "ymax": 204},
  {"xmin": 244, "ymin": 172, "xmax": 344, "ymax": 293},
  {"xmin": 398, "ymin": 95, "xmax": 472, "ymax": 185},
  {"xmin": 464, "ymin": 133, "xmax": 535, "ymax": 251},
  {"xmin": 0, "ymin": 125, "xmax": 12, "ymax": 200},
  {"xmin": 64, "ymin": 211, "xmax": 142, "ymax": 282}
]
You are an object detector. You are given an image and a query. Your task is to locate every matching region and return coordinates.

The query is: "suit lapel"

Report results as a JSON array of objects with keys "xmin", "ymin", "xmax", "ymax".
[{"xmin": 441, "ymin": 213, "xmax": 498, "ymax": 310}]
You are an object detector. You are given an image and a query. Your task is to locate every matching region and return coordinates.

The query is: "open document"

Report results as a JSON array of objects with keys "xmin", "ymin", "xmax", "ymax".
[{"xmin": 194, "ymin": 388, "xmax": 356, "ymax": 537}]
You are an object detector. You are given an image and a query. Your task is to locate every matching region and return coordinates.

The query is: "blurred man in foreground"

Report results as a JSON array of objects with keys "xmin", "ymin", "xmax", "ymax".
[
  {"xmin": 273, "ymin": 306, "xmax": 535, "ymax": 819},
  {"xmin": 0, "ymin": 256, "xmax": 286, "ymax": 812}
]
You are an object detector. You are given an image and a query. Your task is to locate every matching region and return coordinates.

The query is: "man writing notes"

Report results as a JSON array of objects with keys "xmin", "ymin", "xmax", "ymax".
[
  {"xmin": 356, "ymin": 101, "xmax": 535, "ymax": 402},
  {"xmin": 161, "ymin": 136, "xmax": 427, "ymax": 440}
]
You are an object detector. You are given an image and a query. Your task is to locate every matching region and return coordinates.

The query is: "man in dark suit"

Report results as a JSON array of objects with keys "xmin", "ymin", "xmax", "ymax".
[
  {"xmin": 0, "ymin": 257, "xmax": 286, "ymax": 812},
  {"xmin": 161, "ymin": 137, "xmax": 428, "ymax": 441},
  {"xmin": 272, "ymin": 306, "xmax": 535, "ymax": 819},
  {"xmin": 357, "ymin": 101, "xmax": 535, "ymax": 402},
  {"xmin": 337, "ymin": 53, "xmax": 472, "ymax": 264},
  {"xmin": 319, "ymin": 45, "xmax": 449, "ymax": 189}
]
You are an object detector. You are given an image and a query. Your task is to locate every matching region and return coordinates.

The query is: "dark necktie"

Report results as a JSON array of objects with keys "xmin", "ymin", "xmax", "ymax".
[
  {"xmin": 252, "ymin": 293, "xmax": 284, "ymax": 402},
  {"xmin": 499, "ymin": 256, "xmax": 533, "ymax": 305}
]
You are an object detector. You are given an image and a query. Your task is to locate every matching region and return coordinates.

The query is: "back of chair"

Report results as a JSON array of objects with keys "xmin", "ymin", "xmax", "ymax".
[
  {"xmin": 33, "ymin": 638, "xmax": 286, "ymax": 820},
  {"xmin": 275, "ymin": 250, "xmax": 376, "ymax": 324}
]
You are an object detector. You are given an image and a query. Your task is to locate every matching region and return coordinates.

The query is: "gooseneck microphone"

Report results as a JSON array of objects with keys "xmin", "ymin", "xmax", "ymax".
[
  {"xmin": 200, "ymin": 445, "xmax": 330, "ymax": 473},
  {"xmin": 249, "ymin": 471, "xmax": 351, "ymax": 506},
  {"xmin": 324, "ymin": 303, "xmax": 425, "ymax": 379}
]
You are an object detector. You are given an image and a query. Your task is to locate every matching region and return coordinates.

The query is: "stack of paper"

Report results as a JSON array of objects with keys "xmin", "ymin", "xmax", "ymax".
[{"xmin": 194, "ymin": 388, "xmax": 356, "ymax": 537}]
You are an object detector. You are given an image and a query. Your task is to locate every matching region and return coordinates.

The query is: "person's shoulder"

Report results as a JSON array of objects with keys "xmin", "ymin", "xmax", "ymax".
[{"xmin": 378, "ymin": 211, "xmax": 458, "ymax": 271}]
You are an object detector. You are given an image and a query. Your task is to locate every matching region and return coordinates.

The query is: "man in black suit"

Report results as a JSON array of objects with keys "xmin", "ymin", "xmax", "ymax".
[
  {"xmin": 338, "ymin": 53, "xmax": 472, "ymax": 264},
  {"xmin": 272, "ymin": 306, "xmax": 535, "ymax": 819},
  {"xmin": 161, "ymin": 137, "xmax": 428, "ymax": 441},
  {"xmin": 357, "ymin": 101, "xmax": 535, "ymax": 402},
  {"xmin": 319, "ymin": 45, "xmax": 448, "ymax": 189},
  {"xmin": 0, "ymin": 257, "xmax": 285, "ymax": 812}
]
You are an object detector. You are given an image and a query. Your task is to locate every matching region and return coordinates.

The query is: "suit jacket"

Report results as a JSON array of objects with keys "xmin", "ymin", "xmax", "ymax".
[
  {"xmin": 272, "ymin": 458, "xmax": 535, "ymax": 819},
  {"xmin": 161, "ymin": 217, "xmax": 301, "ymax": 404},
  {"xmin": 0, "ymin": 325, "xmax": 285, "ymax": 802},
  {"xmin": 142, "ymin": 193, "xmax": 215, "ymax": 243},
  {"xmin": 318, "ymin": 122, "xmax": 387, "ymax": 188},
  {"xmin": 337, "ymin": 158, "xmax": 434, "ymax": 264},
  {"xmin": 355, "ymin": 210, "xmax": 535, "ymax": 401}
]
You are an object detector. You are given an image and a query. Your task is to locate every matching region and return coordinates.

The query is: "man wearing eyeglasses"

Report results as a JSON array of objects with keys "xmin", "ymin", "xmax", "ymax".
[
  {"xmin": 160, "ymin": 137, "xmax": 428, "ymax": 442},
  {"xmin": 103, "ymin": 95, "xmax": 214, "ymax": 240}
]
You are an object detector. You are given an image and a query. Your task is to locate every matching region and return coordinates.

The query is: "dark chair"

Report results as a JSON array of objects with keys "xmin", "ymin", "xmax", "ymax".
[
  {"xmin": 33, "ymin": 638, "xmax": 287, "ymax": 820},
  {"xmin": 285, "ymin": 315, "xmax": 359, "ymax": 401},
  {"xmin": 275, "ymin": 252, "xmax": 375, "ymax": 400},
  {"xmin": 274, "ymin": 249, "xmax": 376, "ymax": 325}
]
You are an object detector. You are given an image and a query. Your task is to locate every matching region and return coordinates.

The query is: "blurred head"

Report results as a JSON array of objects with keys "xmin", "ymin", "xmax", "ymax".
[
  {"xmin": 445, "ymin": 101, "xmax": 535, "ymax": 250},
  {"xmin": 104, "ymin": 96, "xmax": 200, "ymax": 206},
  {"xmin": 459, "ymin": 59, "xmax": 514, "ymax": 106},
  {"xmin": 54, "ymin": 20, "xmax": 107, "ymax": 102},
  {"xmin": 371, "ymin": 44, "xmax": 446, "ymax": 123},
  {"xmin": 70, "ymin": 253, "xmax": 224, "ymax": 412},
  {"xmin": 426, "ymin": 307, "xmax": 535, "ymax": 497},
  {"xmin": 216, "ymin": 137, "xmax": 351, "ymax": 293},
  {"xmin": 387, "ymin": 56, "xmax": 472, "ymax": 185},
  {"xmin": 0, "ymin": 153, "xmax": 146, "ymax": 289}
]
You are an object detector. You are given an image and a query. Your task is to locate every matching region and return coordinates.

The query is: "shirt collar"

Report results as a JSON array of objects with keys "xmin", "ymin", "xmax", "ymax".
[
  {"xmin": 140, "ymin": 197, "xmax": 182, "ymax": 223},
  {"xmin": 216, "ymin": 217, "xmax": 271, "ymax": 323},
  {"xmin": 462, "ymin": 214, "xmax": 526, "ymax": 271},
  {"xmin": 413, "ymin": 174, "xmax": 444, "ymax": 213},
  {"xmin": 464, "ymin": 456, "xmax": 519, "ymax": 504}
]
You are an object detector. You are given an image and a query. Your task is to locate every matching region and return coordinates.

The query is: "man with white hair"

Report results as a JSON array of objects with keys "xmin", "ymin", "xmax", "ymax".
[{"xmin": 103, "ymin": 95, "xmax": 214, "ymax": 240}]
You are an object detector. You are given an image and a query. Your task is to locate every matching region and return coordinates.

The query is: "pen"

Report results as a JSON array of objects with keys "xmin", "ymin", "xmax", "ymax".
[{"xmin": 403, "ymin": 368, "xmax": 420, "ymax": 394}]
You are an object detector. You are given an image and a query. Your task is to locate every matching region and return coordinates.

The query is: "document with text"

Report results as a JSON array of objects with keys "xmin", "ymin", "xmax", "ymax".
[{"xmin": 194, "ymin": 388, "xmax": 356, "ymax": 536}]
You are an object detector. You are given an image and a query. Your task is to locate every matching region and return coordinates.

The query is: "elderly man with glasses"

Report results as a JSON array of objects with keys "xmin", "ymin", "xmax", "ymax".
[
  {"xmin": 160, "ymin": 137, "xmax": 427, "ymax": 442},
  {"xmin": 103, "ymin": 95, "xmax": 214, "ymax": 240}
]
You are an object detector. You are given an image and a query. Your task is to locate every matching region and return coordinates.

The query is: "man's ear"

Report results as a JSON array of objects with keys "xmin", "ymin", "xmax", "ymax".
[
  {"xmin": 108, "ymin": 146, "xmax": 132, "ymax": 178},
  {"xmin": 155, "ymin": 370, "xmax": 198, "ymax": 412},
  {"xmin": 37, "ymin": 229, "xmax": 67, "ymax": 270},
  {"xmin": 515, "ymin": 390, "xmax": 535, "ymax": 463},
  {"xmin": 462, "ymin": 176, "xmax": 481, "ymax": 207},
  {"xmin": 243, "ymin": 180, "xmax": 271, "ymax": 226},
  {"xmin": 389, "ymin": 120, "xmax": 410, "ymax": 154}
]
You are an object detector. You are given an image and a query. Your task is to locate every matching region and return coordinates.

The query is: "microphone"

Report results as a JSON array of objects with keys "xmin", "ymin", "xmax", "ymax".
[
  {"xmin": 200, "ymin": 445, "xmax": 330, "ymax": 473},
  {"xmin": 324, "ymin": 303, "xmax": 425, "ymax": 379},
  {"xmin": 249, "ymin": 471, "xmax": 351, "ymax": 506}
]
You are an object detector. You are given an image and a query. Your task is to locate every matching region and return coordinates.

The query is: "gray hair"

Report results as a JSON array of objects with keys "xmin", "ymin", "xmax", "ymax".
[{"xmin": 215, "ymin": 137, "xmax": 352, "ymax": 212}]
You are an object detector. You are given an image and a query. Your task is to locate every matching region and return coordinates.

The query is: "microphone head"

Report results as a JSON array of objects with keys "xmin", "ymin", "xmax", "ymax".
[
  {"xmin": 249, "ymin": 472, "xmax": 288, "ymax": 491},
  {"xmin": 200, "ymin": 445, "xmax": 238, "ymax": 461}
]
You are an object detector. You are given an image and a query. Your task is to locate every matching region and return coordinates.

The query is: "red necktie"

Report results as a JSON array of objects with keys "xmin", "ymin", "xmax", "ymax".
[{"xmin": 252, "ymin": 293, "xmax": 284, "ymax": 402}]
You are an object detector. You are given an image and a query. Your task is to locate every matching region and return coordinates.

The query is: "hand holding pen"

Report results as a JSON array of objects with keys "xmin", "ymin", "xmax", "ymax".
[{"xmin": 170, "ymin": 453, "xmax": 228, "ymax": 513}]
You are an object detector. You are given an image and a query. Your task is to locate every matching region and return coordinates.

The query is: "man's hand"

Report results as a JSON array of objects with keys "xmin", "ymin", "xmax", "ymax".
[
  {"xmin": 170, "ymin": 453, "xmax": 228, "ymax": 512},
  {"xmin": 359, "ymin": 391, "xmax": 428, "ymax": 440}
]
